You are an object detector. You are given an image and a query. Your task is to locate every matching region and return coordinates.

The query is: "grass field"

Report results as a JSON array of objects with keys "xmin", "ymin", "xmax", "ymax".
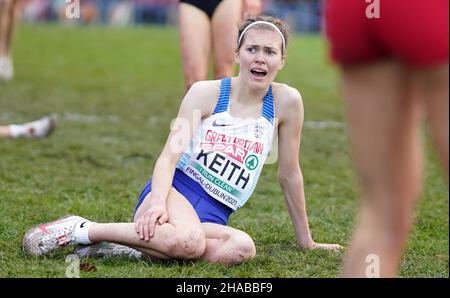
[{"xmin": 0, "ymin": 24, "xmax": 448, "ymax": 278}]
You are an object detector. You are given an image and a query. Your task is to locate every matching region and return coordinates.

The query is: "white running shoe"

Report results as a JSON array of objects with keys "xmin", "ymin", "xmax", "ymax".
[
  {"xmin": 23, "ymin": 116, "xmax": 55, "ymax": 138},
  {"xmin": 0, "ymin": 56, "xmax": 13, "ymax": 81},
  {"xmin": 23, "ymin": 215, "xmax": 89, "ymax": 256},
  {"xmin": 74, "ymin": 242, "xmax": 143, "ymax": 260}
]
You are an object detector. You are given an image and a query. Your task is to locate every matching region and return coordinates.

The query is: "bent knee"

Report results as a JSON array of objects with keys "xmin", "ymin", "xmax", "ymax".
[
  {"xmin": 234, "ymin": 232, "xmax": 256, "ymax": 261},
  {"xmin": 220, "ymin": 232, "xmax": 256, "ymax": 265},
  {"xmin": 165, "ymin": 228, "xmax": 206, "ymax": 259}
]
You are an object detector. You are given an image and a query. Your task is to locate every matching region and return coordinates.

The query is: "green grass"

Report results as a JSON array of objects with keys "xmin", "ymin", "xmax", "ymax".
[{"xmin": 0, "ymin": 24, "xmax": 448, "ymax": 277}]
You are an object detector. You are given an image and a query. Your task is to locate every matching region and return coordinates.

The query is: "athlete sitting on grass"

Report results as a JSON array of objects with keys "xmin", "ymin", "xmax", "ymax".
[{"xmin": 22, "ymin": 16, "xmax": 343, "ymax": 265}]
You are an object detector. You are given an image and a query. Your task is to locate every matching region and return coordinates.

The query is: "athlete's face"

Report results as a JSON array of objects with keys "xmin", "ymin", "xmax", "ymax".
[{"xmin": 236, "ymin": 28, "xmax": 285, "ymax": 88}]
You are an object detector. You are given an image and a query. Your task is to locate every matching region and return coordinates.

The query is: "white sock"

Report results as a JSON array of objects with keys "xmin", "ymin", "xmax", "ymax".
[
  {"xmin": 73, "ymin": 220, "xmax": 95, "ymax": 245},
  {"xmin": 8, "ymin": 124, "xmax": 27, "ymax": 138}
]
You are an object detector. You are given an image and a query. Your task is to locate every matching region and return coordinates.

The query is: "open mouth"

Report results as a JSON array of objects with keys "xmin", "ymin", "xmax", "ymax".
[{"xmin": 250, "ymin": 68, "xmax": 267, "ymax": 78}]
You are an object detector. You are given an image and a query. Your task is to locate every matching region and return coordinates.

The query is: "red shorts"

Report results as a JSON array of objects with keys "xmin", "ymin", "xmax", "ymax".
[{"xmin": 324, "ymin": 0, "xmax": 449, "ymax": 68}]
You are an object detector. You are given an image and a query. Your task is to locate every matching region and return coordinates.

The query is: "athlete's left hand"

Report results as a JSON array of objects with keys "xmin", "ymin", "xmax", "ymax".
[{"xmin": 243, "ymin": 0, "xmax": 263, "ymax": 17}]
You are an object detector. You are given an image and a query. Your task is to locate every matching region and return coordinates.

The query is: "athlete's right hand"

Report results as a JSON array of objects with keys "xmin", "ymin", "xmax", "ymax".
[{"xmin": 135, "ymin": 201, "xmax": 169, "ymax": 241}]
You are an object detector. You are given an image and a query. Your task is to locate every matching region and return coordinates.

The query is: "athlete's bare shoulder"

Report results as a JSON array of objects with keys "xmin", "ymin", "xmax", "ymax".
[
  {"xmin": 183, "ymin": 80, "xmax": 222, "ymax": 117},
  {"xmin": 271, "ymin": 82, "xmax": 303, "ymax": 122}
]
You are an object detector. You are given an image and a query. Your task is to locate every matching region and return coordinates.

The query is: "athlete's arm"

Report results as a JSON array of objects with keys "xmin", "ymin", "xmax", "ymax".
[
  {"xmin": 135, "ymin": 81, "xmax": 217, "ymax": 240},
  {"xmin": 277, "ymin": 85, "xmax": 343, "ymax": 251}
]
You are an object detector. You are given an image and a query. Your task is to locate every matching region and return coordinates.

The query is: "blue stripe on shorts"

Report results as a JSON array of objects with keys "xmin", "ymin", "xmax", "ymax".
[{"xmin": 134, "ymin": 169, "xmax": 233, "ymax": 225}]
